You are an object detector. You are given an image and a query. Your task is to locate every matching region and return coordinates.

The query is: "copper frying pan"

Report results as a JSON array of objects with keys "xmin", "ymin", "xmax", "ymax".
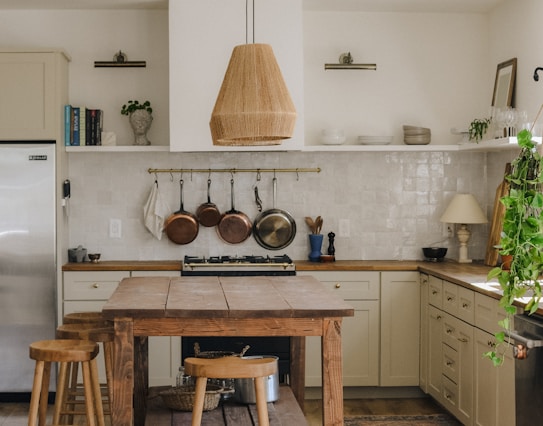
[
  {"xmin": 196, "ymin": 179, "xmax": 221, "ymax": 227},
  {"xmin": 164, "ymin": 179, "xmax": 199, "ymax": 244},
  {"xmin": 217, "ymin": 178, "xmax": 252, "ymax": 244}
]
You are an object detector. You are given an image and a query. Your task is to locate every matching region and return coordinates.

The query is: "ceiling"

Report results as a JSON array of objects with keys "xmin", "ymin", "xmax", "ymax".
[
  {"xmin": 0, "ymin": 0, "xmax": 504, "ymax": 13},
  {"xmin": 303, "ymin": 0, "xmax": 505, "ymax": 13}
]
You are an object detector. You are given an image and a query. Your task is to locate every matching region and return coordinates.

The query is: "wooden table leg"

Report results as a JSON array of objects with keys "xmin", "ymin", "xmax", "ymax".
[
  {"xmin": 112, "ymin": 318, "xmax": 134, "ymax": 426},
  {"xmin": 134, "ymin": 336, "xmax": 149, "ymax": 426},
  {"xmin": 290, "ymin": 336, "xmax": 306, "ymax": 410},
  {"xmin": 321, "ymin": 318, "xmax": 344, "ymax": 426}
]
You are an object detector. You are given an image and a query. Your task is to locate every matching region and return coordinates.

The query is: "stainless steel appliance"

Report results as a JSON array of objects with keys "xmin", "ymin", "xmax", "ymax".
[
  {"xmin": 181, "ymin": 254, "xmax": 295, "ymax": 381},
  {"xmin": 508, "ymin": 313, "xmax": 543, "ymax": 426},
  {"xmin": 0, "ymin": 142, "xmax": 56, "ymax": 395}
]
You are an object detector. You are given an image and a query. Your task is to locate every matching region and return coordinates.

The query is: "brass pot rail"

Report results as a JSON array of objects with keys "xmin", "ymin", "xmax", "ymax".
[{"xmin": 148, "ymin": 167, "xmax": 321, "ymax": 178}]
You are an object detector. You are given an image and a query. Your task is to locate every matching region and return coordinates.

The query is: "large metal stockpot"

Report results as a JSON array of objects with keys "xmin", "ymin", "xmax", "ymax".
[{"xmin": 233, "ymin": 355, "xmax": 279, "ymax": 403}]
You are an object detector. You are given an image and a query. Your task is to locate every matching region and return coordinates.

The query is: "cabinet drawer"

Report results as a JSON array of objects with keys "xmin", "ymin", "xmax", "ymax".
[
  {"xmin": 475, "ymin": 292, "xmax": 514, "ymax": 334},
  {"xmin": 298, "ymin": 271, "xmax": 379, "ymax": 299},
  {"xmin": 442, "ymin": 375, "xmax": 458, "ymax": 410},
  {"xmin": 428, "ymin": 276, "xmax": 443, "ymax": 308},
  {"xmin": 442, "ymin": 343, "xmax": 459, "ymax": 384},
  {"xmin": 442, "ymin": 281, "xmax": 474, "ymax": 324},
  {"xmin": 63, "ymin": 271, "xmax": 128, "ymax": 300}
]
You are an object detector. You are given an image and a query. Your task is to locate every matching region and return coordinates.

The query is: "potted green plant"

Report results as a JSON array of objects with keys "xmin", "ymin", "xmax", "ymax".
[
  {"xmin": 121, "ymin": 100, "xmax": 153, "ymax": 145},
  {"xmin": 468, "ymin": 117, "xmax": 491, "ymax": 142},
  {"xmin": 485, "ymin": 124, "xmax": 543, "ymax": 366}
]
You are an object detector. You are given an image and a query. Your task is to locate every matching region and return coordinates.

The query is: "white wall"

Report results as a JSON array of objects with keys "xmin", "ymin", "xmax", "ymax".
[
  {"xmin": 0, "ymin": 9, "xmax": 169, "ymax": 146},
  {"xmin": 304, "ymin": 11, "xmax": 490, "ymax": 145}
]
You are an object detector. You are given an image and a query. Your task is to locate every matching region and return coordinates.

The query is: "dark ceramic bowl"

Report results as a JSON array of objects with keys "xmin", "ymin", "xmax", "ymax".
[{"xmin": 422, "ymin": 247, "xmax": 447, "ymax": 259}]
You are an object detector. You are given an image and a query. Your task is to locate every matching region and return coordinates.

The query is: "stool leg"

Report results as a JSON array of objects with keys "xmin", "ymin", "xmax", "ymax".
[
  {"xmin": 254, "ymin": 377, "xmax": 270, "ymax": 426},
  {"xmin": 52, "ymin": 361, "xmax": 69, "ymax": 425},
  {"xmin": 89, "ymin": 358, "xmax": 106, "ymax": 426},
  {"xmin": 191, "ymin": 377, "xmax": 208, "ymax": 426},
  {"xmin": 28, "ymin": 360, "xmax": 45, "ymax": 426},
  {"xmin": 81, "ymin": 361, "xmax": 97, "ymax": 426},
  {"xmin": 38, "ymin": 362, "xmax": 52, "ymax": 426}
]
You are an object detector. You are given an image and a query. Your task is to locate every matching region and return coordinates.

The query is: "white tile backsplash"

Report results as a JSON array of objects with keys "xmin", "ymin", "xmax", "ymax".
[{"xmin": 66, "ymin": 149, "xmax": 513, "ymax": 262}]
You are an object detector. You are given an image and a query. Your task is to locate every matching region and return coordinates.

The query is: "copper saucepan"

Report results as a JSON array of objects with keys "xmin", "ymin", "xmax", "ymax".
[
  {"xmin": 253, "ymin": 177, "xmax": 296, "ymax": 250},
  {"xmin": 164, "ymin": 179, "xmax": 199, "ymax": 244},
  {"xmin": 196, "ymin": 179, "xmax": 221, "ymax": 227},
  {"xmin": 217, "ymin": 178, "xmax": 252, "ymax": 244}
]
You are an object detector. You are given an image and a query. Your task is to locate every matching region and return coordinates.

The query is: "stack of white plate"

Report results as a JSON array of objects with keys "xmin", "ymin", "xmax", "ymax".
[
  {"xmin": 357, "ymin": 135, "xmax": 393, "ymax": 145},
  {"xmin": 403, "ymin": 125, "xmax": 431, "ymax": 145}
]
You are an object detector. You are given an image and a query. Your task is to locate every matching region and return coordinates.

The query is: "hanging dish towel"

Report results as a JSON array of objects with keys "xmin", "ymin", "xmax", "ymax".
[{"xmin": 143, "ymin": 180, "xmax": 170, "ymax": 240}]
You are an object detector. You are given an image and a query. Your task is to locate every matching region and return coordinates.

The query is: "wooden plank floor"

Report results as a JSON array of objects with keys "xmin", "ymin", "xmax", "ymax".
[{"xmin": 145, "ymin": 385, "xmax": 307, "ymax": 426}]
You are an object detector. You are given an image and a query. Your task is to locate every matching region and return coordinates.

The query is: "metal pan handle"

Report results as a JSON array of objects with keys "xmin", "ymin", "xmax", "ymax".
[{"xmin": 505, "ymin": 329, "xmax": 543, "ymax": 349}]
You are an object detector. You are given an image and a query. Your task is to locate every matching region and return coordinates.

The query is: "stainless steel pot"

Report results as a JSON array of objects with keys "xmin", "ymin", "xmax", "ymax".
[{"xmin": 233, "ymin": 355, "xmax": 279, "ymax": 403}]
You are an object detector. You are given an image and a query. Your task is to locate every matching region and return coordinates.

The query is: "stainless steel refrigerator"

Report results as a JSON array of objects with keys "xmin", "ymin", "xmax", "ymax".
[{"xmin": 0, "ymin": 142, "xmax": 56, "ymax": 394}]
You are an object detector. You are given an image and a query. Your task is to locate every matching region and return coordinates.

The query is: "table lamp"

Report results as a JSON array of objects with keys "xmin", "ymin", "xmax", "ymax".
[{"xmin": 440, "ymin": 193, "xmax": 488, "ymax": 263}]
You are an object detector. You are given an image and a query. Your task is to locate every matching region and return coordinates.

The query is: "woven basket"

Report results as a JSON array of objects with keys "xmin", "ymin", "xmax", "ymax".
[{"xmin": 159, "ymin": 384, "xmax": 223, "ymax": 412}]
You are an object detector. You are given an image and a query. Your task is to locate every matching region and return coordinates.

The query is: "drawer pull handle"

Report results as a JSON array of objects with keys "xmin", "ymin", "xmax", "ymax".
[
  {"xmin": 432, "ymin": 290, "xmax": 438, "ymax": 295},
  {"xmin": 462, "ymin": 303, "xmax": 469, "ymax": 308},
  {"xmin": 446, "ymin": 394, "xmax": 452, "ymax": 400},
  {"xmin": 437, "ymin": 315, "xmax": 442, "ymax": 320},
  {"xmin": 446, "ymin": 361, "xmax": 453, "ymax": 366},
  {"xmin": 93, "ymin": 283, "xmax": 99, "ymax": 289},
  {"xmin": 447, "ymin": 297, "xmax": 453, "ymax": 302},
  {"xmin": 446, "ymin": 328, "xmax": 453, "ymax": 334},
  {"xmin": 488, "ymin": 340, "xmax": 496, "ymax": 348},
  {"xmin": 335, "ymin": 283, "xmax": 341, "ymax": 289},
  {"xmin": 457, "ymin": 337, "xmax": 468, "ymax": 343}
]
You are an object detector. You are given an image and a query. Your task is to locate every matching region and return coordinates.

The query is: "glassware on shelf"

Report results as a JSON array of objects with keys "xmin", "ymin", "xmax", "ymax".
[{"xmin": 176, "ymin": 366, "xmax": 193, "ymax": 387}]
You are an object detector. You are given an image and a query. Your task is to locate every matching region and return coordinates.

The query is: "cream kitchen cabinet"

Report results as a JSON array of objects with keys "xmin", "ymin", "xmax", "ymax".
[
  {"xmin": 297, "ymin": 271, "xmax": 380, "ymax": 386},
  {"xmin": 380, "ymin": 271, "xmax": 420, "ymax": 386},
  {"xmin": 62, "ymin": 270, "xmax": 180, "ymax": 386},
  {"xmin": 419, "ymin": 273, "xmax": 429, "ymax": 392},
  {"xmin": 169, "ymin": 0, "xmax": 304, "ymax": 152},
  {"xmin": 0, "ymin": 50, "xmax": 69, "ymax": 141},
  {"xmin": 421, "ymin": 274, "xmax": 516, "ymax": 426},
  {"xmin": 473, "ymin": 293, "xmax": 515, "ymax": 426}
]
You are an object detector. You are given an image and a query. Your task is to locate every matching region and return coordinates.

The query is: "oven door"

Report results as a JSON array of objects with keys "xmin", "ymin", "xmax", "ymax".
[{"xmin": 508, "ymin": 313, "xmax": 543, "ymax": 426}]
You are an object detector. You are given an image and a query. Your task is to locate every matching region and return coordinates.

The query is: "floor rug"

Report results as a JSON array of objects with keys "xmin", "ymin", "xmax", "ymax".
[{"xmin": 344, "ymin": 413, "xmax": 462, "ymax": 426}]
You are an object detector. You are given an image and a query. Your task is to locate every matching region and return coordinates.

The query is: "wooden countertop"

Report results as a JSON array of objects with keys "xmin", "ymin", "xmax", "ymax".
[{"xmin": 62, "ymin": 260, "xmax": 182, "ymax": 271}]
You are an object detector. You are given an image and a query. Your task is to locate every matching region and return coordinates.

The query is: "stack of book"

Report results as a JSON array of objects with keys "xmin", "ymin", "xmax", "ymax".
[{"xmin": 64, "ymin": 105, "xmax": 103, "ymax": 146}]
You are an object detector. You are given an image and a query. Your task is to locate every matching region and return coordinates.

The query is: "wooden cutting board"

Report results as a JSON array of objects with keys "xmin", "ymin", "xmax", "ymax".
[{"xmin": 484, "ymin": 163, "xmax": 511, "ymax": 266}]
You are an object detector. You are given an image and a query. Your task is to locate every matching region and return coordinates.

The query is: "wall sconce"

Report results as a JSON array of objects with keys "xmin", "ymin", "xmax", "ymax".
[
  {"xmin": 440, "ymin": 193, "xmax": 488, "ymax": 263},
  {"xmin": 94, "ymin": 50, "xmax": 146, "ymax": 68},
  {"xmin": 325, "ymin": 52, "xmax": 377, "ymax": 70},
  {"xmin": 534, "ymin": 67, "xmax": 543, "ymax": 81}
]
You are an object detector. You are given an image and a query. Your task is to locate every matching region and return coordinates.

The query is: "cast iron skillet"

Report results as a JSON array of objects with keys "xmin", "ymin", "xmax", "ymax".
[
  {"xmin": 217, "ymin": 178, "xmax": 252, "ymax": 244},
  {"xmin": 253, "ymin": 177, "xmax": 296, "ymax": 250},
  {"xmin": 164, "ymin": 179, "xmax": 199, "ymax": 244}
]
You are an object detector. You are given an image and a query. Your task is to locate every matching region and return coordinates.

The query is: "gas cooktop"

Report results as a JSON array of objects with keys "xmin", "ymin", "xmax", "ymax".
[{"xmin": 181, "ymin": 255, "xmax": 295, "ymax": 276}]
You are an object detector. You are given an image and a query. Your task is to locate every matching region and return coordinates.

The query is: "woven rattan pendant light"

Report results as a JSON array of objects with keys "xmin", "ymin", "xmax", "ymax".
[{"xmin": 210, "ymin": 0, "xmax": 297, "ymax": 146}]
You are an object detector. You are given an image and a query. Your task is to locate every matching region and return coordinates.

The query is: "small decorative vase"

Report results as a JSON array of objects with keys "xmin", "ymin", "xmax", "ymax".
[
  {"xmin": 308, "ymin": 234, "xmax": 323, "ymax": 262},
  {"xmin": 129, "ymin": 109, "xmax": 153, "ymax": 145}
]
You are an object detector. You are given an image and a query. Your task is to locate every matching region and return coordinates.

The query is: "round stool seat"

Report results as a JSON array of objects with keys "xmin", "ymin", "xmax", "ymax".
[
  {"xmin": 64, "ymin": 311, "xmax": 112, "ymax": 327},
  {"xmin": 57, "ymin": 324, "xmax": 114, "ymax": 343},
  {"xmin": 29, "ymin": 339, "xmax": 98, "ymax": 363}
]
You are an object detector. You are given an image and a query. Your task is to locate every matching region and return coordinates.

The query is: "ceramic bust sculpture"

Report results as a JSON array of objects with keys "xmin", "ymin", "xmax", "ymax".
[{"xmin": 129, "ymin": 109, "xmax": 153, "ymax": 145}]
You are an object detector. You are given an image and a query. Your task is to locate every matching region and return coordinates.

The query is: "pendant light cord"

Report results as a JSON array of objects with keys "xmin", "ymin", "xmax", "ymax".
[{"xmin": 245, "ymin": 0, "xmax": 255, "ymax": 44}]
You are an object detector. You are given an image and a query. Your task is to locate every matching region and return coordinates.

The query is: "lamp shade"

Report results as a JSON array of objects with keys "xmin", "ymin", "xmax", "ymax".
[
  {"xmin": 440, "ymin": 193, "xmax": 488, "ymax": 224},
  {"xmin": 210, "ymin": 43, "xmax": 297, "ymax": 146}
]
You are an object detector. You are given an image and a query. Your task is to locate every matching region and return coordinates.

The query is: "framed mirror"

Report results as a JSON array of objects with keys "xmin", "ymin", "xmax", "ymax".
[{"xmin": 492, "ymin": 58, "xmax": 517, "ymax": 108}]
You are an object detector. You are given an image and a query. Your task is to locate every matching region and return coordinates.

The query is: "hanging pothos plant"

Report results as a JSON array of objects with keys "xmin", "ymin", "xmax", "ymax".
[{"xmin": 485, "ymin": 123, "xmax": 543, "ymax": 366}]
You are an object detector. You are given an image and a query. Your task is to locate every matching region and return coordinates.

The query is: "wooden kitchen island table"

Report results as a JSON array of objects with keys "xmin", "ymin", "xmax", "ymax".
[{"xmin": 102, "ymin": 275, "xmax": 354, "ymax": 426}]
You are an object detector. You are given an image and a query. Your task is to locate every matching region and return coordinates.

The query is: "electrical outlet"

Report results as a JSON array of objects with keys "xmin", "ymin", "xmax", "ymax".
[
  {"xmin": 109, "ymin": 219, "xmax": 122, "ymax": 239},
  {"xmin": 339, "ymin": 219, "xmax": 350, "ymax": 237},
  {"xmin": 442, "ymin": 223, "xmax": 453, "ymax": 238}
]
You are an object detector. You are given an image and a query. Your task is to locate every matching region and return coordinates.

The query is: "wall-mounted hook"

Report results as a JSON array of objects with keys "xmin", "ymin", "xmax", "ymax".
[{"xmin": 534, "ymin": 67, "xmax": 543, "ymax": 81}]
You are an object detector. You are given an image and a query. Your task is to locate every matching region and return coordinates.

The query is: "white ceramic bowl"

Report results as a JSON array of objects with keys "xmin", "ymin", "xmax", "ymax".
[{"xmin": 320, "ymin": 129, "xmax": 346, "ymax": 145}]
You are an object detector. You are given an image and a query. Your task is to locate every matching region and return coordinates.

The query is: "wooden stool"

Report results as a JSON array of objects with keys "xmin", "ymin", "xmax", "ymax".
[
  {"xmin": 28, "ymin": 339, "xmax": 105, "ymax": 426},
  {"xmin": 63, "ymin": 311, "xmax": 112, "ymax": 327},
  {"xmin": 184, "ymin": 356, "xmax": 278, "ymax": 426},
  {"xmin": 56, "ymin": 324, "xmax": 114, "ymax": 421}
]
